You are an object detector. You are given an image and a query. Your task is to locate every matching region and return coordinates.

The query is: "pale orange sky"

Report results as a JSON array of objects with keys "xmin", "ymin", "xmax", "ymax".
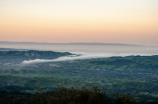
[{"xmin": 0, "ymin": 0, "xmax": 158, "ymax": 45}]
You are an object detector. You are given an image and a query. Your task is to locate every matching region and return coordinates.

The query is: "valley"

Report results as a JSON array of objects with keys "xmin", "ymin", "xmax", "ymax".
[{"xmin": 0, "ymin": 49, "xmax": 158, "ymax": 103}]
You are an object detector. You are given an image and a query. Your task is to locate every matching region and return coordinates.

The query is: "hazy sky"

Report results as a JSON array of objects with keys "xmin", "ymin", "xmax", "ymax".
[{"xmin": 0, "ymin": 0, "xmax": 158, "ymax": 45}]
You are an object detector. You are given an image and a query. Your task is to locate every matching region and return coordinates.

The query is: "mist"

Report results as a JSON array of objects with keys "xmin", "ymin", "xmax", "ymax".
[{"xmin": 21, "ymin": 52, "xmax": 155, "ymax": 64}]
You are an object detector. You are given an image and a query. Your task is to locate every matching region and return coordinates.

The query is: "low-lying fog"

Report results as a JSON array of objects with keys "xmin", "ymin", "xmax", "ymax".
[
  {"xmin": 22, "ymin": 52, "xmax": 155, "ymax": 64},
  {"xmin": 1, "ymin": 42, "xmax": 158, "ymax": 64}
]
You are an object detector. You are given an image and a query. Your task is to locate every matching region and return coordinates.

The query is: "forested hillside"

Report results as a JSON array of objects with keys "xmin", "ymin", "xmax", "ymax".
[{"xmin": 0, "ymin": 50, "xmax": 71, "ymax": 64}]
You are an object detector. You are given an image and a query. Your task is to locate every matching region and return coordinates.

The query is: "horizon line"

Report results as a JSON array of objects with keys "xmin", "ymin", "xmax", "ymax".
[{"xmin": 0, "ymin": 41, "xmax": 153, "ymax": 47}]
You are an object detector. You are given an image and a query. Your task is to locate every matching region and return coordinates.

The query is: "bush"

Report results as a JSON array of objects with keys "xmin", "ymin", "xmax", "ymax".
[{"xmin": 0, "ymin": 86, "xmax": 136, "ymax": 104}]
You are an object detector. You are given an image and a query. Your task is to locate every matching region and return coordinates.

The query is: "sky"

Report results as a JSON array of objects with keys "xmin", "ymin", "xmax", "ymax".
[{"xmin": 0, "ymin": 0, "xmax": 158, "ymax": 46}]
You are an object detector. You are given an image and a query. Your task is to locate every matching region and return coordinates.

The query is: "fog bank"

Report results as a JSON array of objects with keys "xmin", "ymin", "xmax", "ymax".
[{"xmin": 21, "ymin": 52, "xmax": 155, "ymax": 64}]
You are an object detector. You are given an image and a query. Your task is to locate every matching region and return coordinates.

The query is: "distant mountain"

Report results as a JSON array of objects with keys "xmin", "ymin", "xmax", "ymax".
[
  {"xmin": 0, "ymin": 50, "xmax": 71, "ymax": 59},
  {"xmin": 67, "ymin": 42, "xmax": 144, "ymax": 46},
  {"xmin": 0, "ymin": 41, "xmax": 144, "ymax": 46},
  {"xmin": 0, "ymin": 50, "xmax": 72, "ymax": 64},
  {"xmin": 0, "ymin": 48, "xmax": 27, "ymax": 51}
]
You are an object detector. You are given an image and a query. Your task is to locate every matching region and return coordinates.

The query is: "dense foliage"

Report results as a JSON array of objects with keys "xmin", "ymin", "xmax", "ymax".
[{"xmin": 0, "ymin": 86, "xmax": 136, "ymax": 104}]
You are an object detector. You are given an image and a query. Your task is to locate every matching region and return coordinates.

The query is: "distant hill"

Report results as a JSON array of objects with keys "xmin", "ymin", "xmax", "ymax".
[
  {"xmin": 0, "ymin": 50, "xmax": 72, "ymax": 64},
  {"xmin": 0, "ymin": 41, "xmax": 144, "ymax": 46},
  {"xmin": 0, "ymin": 48, "xmax": 27, "ymax": 51},
  {"xmin": 67, "ymin": 42, "xmax": 143, "ymax": 46},
  {"xmin": 0, "ymin": 50, "xmax": 71, "ymax": 58}
]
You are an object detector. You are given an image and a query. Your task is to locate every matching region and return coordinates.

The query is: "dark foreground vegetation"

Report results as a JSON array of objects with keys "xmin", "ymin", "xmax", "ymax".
[{"xmin": 0, "ymin": 85, "xmax": 137, "ymax": 104}]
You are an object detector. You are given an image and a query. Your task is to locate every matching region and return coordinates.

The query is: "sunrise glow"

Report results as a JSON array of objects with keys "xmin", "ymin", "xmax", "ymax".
[{"xmin": 0, "ymin": 0, "xmax": 158, "ymax": 45}]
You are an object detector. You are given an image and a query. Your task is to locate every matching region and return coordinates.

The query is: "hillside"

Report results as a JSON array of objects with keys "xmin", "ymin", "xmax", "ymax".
[
  {"xmin": 0, "ymin": 50, "xmax": 158, "ymax": 103},
  {"xmin": 0, "ymin": 50, "xmax": 71, "ymax": 65}
]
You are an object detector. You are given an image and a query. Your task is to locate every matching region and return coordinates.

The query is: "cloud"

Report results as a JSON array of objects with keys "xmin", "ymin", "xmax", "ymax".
[{"xmin": 21, "ymin": 52, "xmax": 155, "ymax": 64}]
